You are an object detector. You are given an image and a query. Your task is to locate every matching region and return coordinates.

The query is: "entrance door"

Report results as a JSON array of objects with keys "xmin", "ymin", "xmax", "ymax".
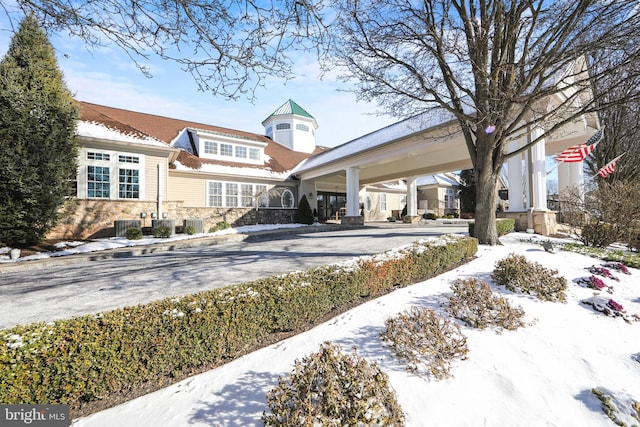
[{"xmin": 317, "ymin": 192, "xmax": 347, "ymax": 222}]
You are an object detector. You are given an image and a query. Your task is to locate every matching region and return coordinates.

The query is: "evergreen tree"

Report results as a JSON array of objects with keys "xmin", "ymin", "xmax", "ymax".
[
  {"xmin": 294, "ymin": 195, "xmax": 314, "ymax": 225},
  {"xmin": 0, "ymin": 15, "xmax": 79, "ymax": 247}
]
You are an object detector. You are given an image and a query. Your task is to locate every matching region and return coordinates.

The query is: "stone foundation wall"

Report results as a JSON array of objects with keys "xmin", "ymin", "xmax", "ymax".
[
  {"xmin": 499, "ymin": 210, "xmax": 558, "ymax": 236},
  {"xmin": 49, "ymin": 200, "xmax": 298, "ymax": 239}
]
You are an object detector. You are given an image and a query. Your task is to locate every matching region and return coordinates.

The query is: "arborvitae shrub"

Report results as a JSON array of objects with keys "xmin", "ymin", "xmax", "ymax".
[
  {"xmin": 294, "ymin": 195, "xmax": 314, "ymax": 225},
  {"xmin": 125, "ymin": 227, "xmax": 143, "ymax": 240},
  {"xmin": 447, "ymin": 278, "xmax": 525, "ymax": 330},
  {"xmin": 263, "ymin": 342, "xmax": 405, "ymax": 426},
  {"xmin": 493, "ymin": 253, "xmax": 567, "ymax": 302},
  {"xmin": 381, "ymin": 307, "xmax": 468, "ymax": 379}
]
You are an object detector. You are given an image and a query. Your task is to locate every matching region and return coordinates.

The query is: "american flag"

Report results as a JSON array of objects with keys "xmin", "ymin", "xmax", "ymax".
[
  {"xmin": 597, "ymin": 153, "xmax": 625, "ymax": 178},
  {"xmin": 554, "ymin": 128, "xmax": 603, "ymax": 163}
]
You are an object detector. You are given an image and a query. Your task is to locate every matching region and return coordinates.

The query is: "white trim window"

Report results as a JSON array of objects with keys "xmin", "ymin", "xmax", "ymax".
[
  {"xmin": 365, "ymin": 195, "xmax": 373, "ymax": 212},
  {"xmin": 220, "ymin": 143, "xmax": 233, "ymax": 157},
  {"xmin": 281, "ymin": 189, "xmax": 295, "ymax": 208},
  {"xmin": 87, "ymin": 165, "xmax": 110, "ymax": 198},
  {"xmin": 81, "ymin": 149, "xmax": 144, "ymax": 200},
  {"xmin": 208, "ymin": 182, "xmax": 223, "ymax": 207},
  {"xmin": 204, "ymin": 141, "xmax": 218, "ymax": 155},
  {"xmin": 240, "ymin": 184, "xmax": 253, "ymax": 207},
  {"xmin": 445, "ymin": 188, "xmax": 457, "ymax": 209},
  {"xmin": 207, "ymin": 181, "xmax": 273, "ymax": 208},
  {"xmin": 380, "ymin": 193, "xmax": 387, "ymax": 212},
  {"xmin": 199, "ymin": 138, "xmax": 264, "ymax": 165},
  {"xmin": 225, "ymin": 183, "xmax": 238, "ymax": 207}
]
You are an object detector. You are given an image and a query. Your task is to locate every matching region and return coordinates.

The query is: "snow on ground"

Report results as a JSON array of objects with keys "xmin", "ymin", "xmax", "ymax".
[
  {"xmin": 71, "ymin": 232, "xmax": 640, "ymax": 427},
  {"xmin": 0, "ymin": 223, "xmax": 320, "ymax": 262}
]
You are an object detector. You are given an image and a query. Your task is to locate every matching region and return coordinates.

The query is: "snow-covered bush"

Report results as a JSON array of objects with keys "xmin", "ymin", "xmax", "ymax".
[
  {"xmin": 447, "ymin": 278, "xmax": 525, "ymax": 330},
  {"xmin": 263, "ymin": 342, "xmax": 405, "ymax": 426},
  {"xmin": 493, "ymin": 253, "xmax": 567, "ymax": 302},
  {"xmin": 382, "ymin": 307, "xmax": 468, "ymax": 379},
  {"xmin": 591, "ymin": 387, "xmax": 640, "ymax": 426}
]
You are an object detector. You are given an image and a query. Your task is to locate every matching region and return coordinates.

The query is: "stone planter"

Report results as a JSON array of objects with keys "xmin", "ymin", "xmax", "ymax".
[{"xmin": 10, "ymin": 248, "xmax": 21, "ymax": 260}]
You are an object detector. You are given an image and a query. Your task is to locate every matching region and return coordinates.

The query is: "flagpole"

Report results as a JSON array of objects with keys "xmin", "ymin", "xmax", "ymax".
[{"xmin": 594, "ymin": 152, "xmax": 626, "ymax": 178}]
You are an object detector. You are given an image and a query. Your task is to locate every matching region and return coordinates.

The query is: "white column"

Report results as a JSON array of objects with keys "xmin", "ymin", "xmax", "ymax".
[
  {"xmin": 346, "ymin": 167, "xmax": 360, "ymax": 216},
  {"xmin": 507, "ymin": 138, "xmax": 525, "ymax": 212},
  {"xmin": 557, "ymin": 161, "xmax": 570, "ymax": 194},
  {"xmin": 406, "ymin": 176, "xmax": 418, "ymax": 217},
  {"xmin": 558, "ymin": 161, "xmax": 584, "ymax": 198},
  {"xmin": 530, "ymin": 127, "xmax": 547, "ymax": 211}
]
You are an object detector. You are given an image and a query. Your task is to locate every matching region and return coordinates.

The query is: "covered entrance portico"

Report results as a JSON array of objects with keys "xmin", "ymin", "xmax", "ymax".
[{"xmin": 294, "ymin": 104, "xmax": 598, "ymax": 235}]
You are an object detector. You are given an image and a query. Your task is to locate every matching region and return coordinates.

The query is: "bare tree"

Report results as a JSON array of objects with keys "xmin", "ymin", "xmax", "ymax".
[
  {"xmin": 585, "ymin": 52, "xmax": 640, "ymax": 184},
  {"xmin": 0, "ymin": 0, "xmax": 327, "ymax": 100},
  {"xmin": 329, "ymin": 0, "xmax": 640, "ymax": 244}
]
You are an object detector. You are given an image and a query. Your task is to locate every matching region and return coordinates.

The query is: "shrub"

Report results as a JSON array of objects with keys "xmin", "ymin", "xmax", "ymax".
[
  {"xmin": 591, "ymin": 387, "xmax": 640, "ymax": 427},
  {"xmin": 381, "ymin": 307, "xmax": 468, "ymax": 379},
  {"xmin": 209, "ymin": 221, "xmax": 230, "ymax": 233},
  {"xmin": 447, "ymin": 278, "xmax": 525, "ymax": 330},
  {"xmin": 580, "ymin": 222, "xmax": 619, "ymax": 248},
  {"xmin": 468, "ymin": 218, "xmax": 514, "ymax": 238},
  {"xmin": 562, "ymin": 243, "xmax": 640, "ymax": 269},
  {"xmin": 125, "ymin": 227, "xmax": 143, "ymax": 240},
  {"xmin": 294, "ymin": 195, "xmax": 314, "ymax": 225},
  {"xmin": 423, "ymin": 212, "xmax": 438, "ymax": 220},
  {"xmin": 493, "ymin": 254, "xmax": 567, "ymax": 302},
  {"xmin": 183, "ymin": 225, "xmax": 196, "ymax": 235},
  {"xmin": 263, "ymin": 342, "xmax": 405, "ymax": 426},
  {"xmin": 0, "ymin": 235, "xmax": 476, "ymax": 417},
  {"xmin": 152, "ymin": 225, "xmax": 172, "ymax": 238},
  {"xmin": 387, "ymin": 216, "xmax": 397, "ymax": 222}
]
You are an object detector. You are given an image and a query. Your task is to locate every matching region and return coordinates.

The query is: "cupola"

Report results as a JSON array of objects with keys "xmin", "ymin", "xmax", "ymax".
[{"xmin": 262, "ymin": 99, "xmax": 318, "ymax": 153}]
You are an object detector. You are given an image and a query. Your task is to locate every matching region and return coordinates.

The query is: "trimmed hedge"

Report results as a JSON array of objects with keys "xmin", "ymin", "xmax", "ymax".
[
  {"xmin": 0, "ymin": 235, "xmax": 477, "ymax": 416},
  {"xmin": 468, "ymin": 218, "xmax": 515, "ymax": 238}
]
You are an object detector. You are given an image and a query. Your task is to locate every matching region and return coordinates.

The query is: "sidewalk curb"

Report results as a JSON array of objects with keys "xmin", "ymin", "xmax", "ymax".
[{"xmin": 0, "ymin": 224, "xmax": 357, "ymax": 273}]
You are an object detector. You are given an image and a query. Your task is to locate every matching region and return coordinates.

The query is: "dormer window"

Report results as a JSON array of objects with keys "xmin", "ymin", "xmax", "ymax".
[
  {"xmin": 204, "ymin": 141, "xmax": 218, "ymax": 154},
  {"xmin": 194, "ymin": 130, "xmax": 266, "ymax": 165},
  {"xmin": 276, "ymin": 123, "xmax": 291, "ymax": 130},
  {"xmin": 220, "ymin": 143, "xmax": 233, "ymax": 156}
]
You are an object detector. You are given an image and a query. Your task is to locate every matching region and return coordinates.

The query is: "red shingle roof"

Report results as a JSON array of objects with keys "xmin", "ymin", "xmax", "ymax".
[{"xmin": 77, "ymin": 101, "xmax": 328, "ymax": 173}]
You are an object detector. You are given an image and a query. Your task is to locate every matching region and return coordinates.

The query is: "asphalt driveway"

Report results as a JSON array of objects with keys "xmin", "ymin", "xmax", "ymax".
[{"xmin": 0, "ymin": 222, "xmax": 469, "ymax": 330}]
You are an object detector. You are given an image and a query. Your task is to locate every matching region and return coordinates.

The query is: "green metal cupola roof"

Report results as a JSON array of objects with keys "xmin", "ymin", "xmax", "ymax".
[{"xmin": 267, "ymin": 99, "xmax": 315, "ymax": 119}]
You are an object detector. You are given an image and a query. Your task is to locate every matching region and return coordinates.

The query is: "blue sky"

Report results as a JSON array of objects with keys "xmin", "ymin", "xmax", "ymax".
[{"xmin": 0, "ymin": 14, "xmax": 396, "ymax": 148}]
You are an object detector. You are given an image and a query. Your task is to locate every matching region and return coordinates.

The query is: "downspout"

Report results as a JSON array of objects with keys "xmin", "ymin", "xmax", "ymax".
[{"xmin": 157, "ymin": 163, "xmax": 163, "ymax": 219}]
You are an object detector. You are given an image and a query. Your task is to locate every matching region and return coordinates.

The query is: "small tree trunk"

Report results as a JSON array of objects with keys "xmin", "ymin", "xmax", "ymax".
[{"xmin": 473, "ymin": 169, "xmax": 500, "ymax": 245}]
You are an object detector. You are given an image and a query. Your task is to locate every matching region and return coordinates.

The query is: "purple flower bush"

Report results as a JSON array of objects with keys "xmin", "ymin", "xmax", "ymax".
[
  {"xmin": 581, "ymin": 296, "xmax": 634, "ymax": 322},
  {"xmin": 586, "ymin": 266, "xmax": 619, "ymax": 281},
  {"xmin": 607, "ymin": 299, "xmax": 625, "ymax": 312},
  {"xmin": 602, "ymin": 262, "xmax": 631, "ymax": 275},
  {"xmin": 576, "ymin": 275, "xmax": 612, "ymax": 292}
]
